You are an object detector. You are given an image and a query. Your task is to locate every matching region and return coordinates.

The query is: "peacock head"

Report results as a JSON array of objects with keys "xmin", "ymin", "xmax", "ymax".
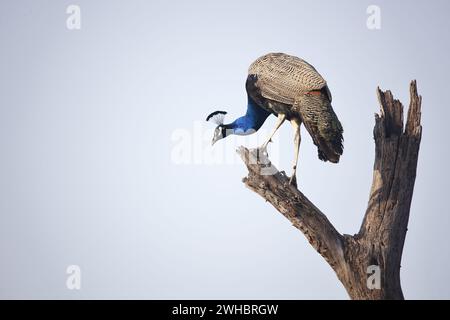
[{"xmin": 206, "ymin": 111, "xmax": 229, "ymax": 145}]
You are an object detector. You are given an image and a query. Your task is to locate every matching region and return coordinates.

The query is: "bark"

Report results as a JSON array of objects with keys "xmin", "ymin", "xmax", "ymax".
[{"xmin": 237, "ymin": 81, "xmax": 422, "ymax": 300}]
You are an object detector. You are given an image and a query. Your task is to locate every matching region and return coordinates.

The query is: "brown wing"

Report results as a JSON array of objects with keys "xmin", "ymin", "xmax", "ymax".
[
  {"xmin": 294, "ymin": 93, "xmax": 343, "ymax": 163},
  {"xmin": 248, "ymin": 53, "xmax": 328, "ymax": 105}
]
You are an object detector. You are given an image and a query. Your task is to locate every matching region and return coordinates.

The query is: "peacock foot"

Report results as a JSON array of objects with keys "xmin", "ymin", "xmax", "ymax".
[{"xmin": 289, "ymin": 174, "xmax": 297, "ymax": 187}]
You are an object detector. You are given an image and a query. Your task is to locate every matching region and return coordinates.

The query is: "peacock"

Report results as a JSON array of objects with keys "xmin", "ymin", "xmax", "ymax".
[{"xmin": 206, "ymin": 52, "xmax": 343, "ymax": 185}]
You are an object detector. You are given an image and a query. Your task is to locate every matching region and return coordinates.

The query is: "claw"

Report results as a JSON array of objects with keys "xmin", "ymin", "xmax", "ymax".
[
  {"xmin": 289, "ymin": 175, "xmax": 297, "ymax": 187},
  {"xmin": 254, "ymin": 145, "xmax": 268, "ymax": 164},
  {"xmin": 259, "ymin": 143, "xmax": 268, "ymax": 154}
]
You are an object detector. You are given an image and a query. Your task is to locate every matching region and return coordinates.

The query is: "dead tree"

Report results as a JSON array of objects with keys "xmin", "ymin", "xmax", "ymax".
[{"xmin": 237, "ymin": 81, "xmax": 422, "ymax": 300}]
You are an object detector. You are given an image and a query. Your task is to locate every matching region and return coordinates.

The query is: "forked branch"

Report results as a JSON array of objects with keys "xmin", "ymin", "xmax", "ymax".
[{"xmin": 237, "ymin": 81, "xmax": 422, "ymax": 299}]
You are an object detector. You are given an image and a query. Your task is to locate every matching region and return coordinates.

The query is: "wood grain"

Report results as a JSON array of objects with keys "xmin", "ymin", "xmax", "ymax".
[{"xmin": 237, "ymin": 81, "xmax": 422, "ymax": 299}]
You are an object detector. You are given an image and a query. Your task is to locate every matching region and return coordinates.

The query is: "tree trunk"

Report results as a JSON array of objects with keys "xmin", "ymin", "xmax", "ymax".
[{"xmin": 237, "ymin": 81, "xmax": 422, "ymax": 300}]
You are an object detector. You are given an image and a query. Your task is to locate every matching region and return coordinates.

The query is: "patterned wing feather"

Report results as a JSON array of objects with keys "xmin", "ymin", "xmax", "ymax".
[
  {"xmin": 248, "ymin": 53, "xmax": 327, "ymax": 105},
  {"xmin": 295, "ymin": 94, "xmax": 343, "ymax": 163}
]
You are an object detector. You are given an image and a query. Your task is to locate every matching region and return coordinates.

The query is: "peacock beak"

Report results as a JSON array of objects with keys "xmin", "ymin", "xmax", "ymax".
[{"xmin": 211, "ymin": 127, "xmax": 222, "ymax": 146}]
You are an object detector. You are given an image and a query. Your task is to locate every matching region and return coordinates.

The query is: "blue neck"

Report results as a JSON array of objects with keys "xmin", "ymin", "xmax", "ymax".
[{"xmin": 226, "ymin": 96, "xmax": 271, "ymax": 135}]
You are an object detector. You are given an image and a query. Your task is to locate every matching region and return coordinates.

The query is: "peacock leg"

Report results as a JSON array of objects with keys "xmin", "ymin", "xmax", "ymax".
[
  {"xmin": 261, "ymin": 114, "xmax": 286, "ymax": 150},
  {"xmin": 289, "ymin": 119, "xmax": 301, "ymax": 186}
]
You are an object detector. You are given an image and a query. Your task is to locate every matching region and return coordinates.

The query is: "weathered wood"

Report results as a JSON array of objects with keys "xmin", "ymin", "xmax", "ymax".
[{"xmin": 237, "ymin": 81, "xmax": 422, "ymax": 300}]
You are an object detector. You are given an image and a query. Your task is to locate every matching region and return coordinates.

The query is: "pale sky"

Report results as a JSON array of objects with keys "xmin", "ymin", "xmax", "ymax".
[{"xmin": 0, "ymin": 0, "xmax": 449, "ymax": 299}]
